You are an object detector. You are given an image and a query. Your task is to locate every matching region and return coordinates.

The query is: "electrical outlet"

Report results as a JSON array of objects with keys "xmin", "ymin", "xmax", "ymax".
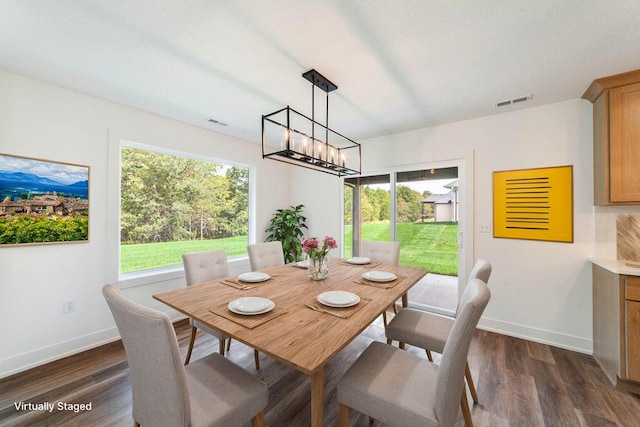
[
  {"xmin": 63, "ymin": 299, "xmax": 75, "ymax": 314},
  {"xmin": 478, "ymin": 222, "xmax": 491, "ymax": 233}
]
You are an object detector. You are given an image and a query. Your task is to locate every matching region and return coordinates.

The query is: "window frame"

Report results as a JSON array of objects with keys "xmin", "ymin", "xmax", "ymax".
[{"xmin": 110, "ymin": 138, "xmax": 256, "ymax": 288}]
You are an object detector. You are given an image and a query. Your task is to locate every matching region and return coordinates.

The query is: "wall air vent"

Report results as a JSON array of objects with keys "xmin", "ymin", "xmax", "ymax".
[{"xmin": 496, "ymin": 94, "xmax": 532, "ymax": 108}]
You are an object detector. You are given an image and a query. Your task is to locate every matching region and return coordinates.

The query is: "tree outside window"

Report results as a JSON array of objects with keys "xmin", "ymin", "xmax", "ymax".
[{"xmin": 120, "ymin": 146, "xmax": 249, "ymax": 273}]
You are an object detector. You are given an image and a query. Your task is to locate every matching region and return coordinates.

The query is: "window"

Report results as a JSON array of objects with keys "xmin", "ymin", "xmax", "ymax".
[{"xmin": 120, "ymin": 144, "xmax": 249, "ymax": 274}]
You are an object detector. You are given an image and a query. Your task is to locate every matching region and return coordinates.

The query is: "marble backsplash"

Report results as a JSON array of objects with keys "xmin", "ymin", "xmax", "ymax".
[{"xmin": 617, "ymin": 213, "xmax": 640, "ymax": 262}]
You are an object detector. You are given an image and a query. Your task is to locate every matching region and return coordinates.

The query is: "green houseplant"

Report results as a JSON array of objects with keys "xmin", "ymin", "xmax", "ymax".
[{"xmin": 265, "ymin": 204, "xmax": 308, "ymax": 263}]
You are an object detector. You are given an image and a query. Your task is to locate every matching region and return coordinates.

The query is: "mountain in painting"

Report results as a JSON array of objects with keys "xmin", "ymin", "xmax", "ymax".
[
  {"xmin": 0, "ymin": 171, "xmax": 64, "ymax": 186},
  {"xmin": 0, "ymin": 171, "xmax": 88, "ymax": 200},
  {"xmin": 69, "ymin": 179, "xmax": 88, "ymax": 188}
]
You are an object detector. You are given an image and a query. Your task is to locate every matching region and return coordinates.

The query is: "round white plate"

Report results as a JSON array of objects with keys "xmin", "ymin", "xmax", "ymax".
[
  {"xmin": 228, "ymin": 297, "xmax": 275, "ymax": 315},
  {"xmin": 363, "ymin": 271, "xmax": 397, "ymax": 282},
  {"xmin": 317, "ymin": 291, "xmax": 360, "ymax": 308},
  {"xmin": 296, "ymin": 260, "xmax": 310, "ymax": 268},
  {"xmin": 238, "ymin": 272, "xmax": 271, "ymax": 283},
  {"xmin": 347, "ymin": 257, "xmax": 371, "ymax": 265}
]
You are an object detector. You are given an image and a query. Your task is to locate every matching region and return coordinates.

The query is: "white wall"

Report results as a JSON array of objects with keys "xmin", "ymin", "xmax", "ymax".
[
  {"xmin": 0, "ymin": 70, "xmax": 297, "ymax": 378},
  {"xmin": 0, "ymin": 69, "xmax": 598, "ymax": 379},
  {"xmin": 360, "ymin": 99, "xmax": 595, "ymax": 353},
  {"xmin": 290, "ymin": 168, "xmax": 343, "ymax": 245}
]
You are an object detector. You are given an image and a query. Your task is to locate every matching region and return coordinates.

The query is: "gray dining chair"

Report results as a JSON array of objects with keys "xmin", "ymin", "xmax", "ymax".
[
  {"xmin": 182, "ymin": 250, "xmax": 260, "ymax": 369},
  {"xmin": 247, "ymin": 241, "xmax": 285, "ymax": 270},
  {"xmin": 102, "ymin": 284, "xmax": 268, "ymax": 427},
  {"xmin": 385, "ymin": 259, "xmax": 492, "ymax": 426},
  {"xmin": 360, "ymin": 240, "xmax": 401, "ymax": 325},
  {"xmin": 361, "ymin": 240, "xmax": 400, "ymax": 265},
  {"xmin": 337, "ymin": 277, "xmax": 490, "ymax": 427}
]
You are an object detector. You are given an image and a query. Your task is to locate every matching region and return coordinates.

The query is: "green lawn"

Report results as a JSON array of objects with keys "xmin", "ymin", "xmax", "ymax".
[
  {"xmin": 345, "ymin": 222, "xmax": 458, "ymax": 276},
  {"xmin": 120, "ymin": 236, "xmax": 248, "ymax": 273},
  {"xmin": 121, "ymin": 222, "xmax": 458, "ymax": 276}
]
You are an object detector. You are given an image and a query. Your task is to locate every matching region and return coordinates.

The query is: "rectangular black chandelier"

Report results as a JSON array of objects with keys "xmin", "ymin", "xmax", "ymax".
[{"xmin": 261, "ymin": 69, "xmax": 361, "ymax": 177}]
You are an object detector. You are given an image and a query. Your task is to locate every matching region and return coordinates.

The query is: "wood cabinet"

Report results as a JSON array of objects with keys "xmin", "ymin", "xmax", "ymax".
[
  {"xmin": 627, "ymin": 277, "xmax": 640, "ymax": 382},
  {"xmin": 592, "ymin": 264, "xmax": 640, "ymax": 393},
  {"xmin": 583, "ymin": 69, "xmax": 640, "ymax": 205}
]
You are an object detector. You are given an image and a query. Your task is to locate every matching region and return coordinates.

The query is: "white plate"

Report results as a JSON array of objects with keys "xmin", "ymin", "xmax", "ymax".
[
  {"xmin": 237, "ymin": 272, "xmax": 271, "ymax": 283},
  {"xmin": 363, "ymin": 271, "xmax": 397, "ymax": 283},
  {"xmin": 317, "ymin": 291, "xmax": 360, "ymax": 308},
  {"xmin": 347, "ymin": 257, "xmax": 371, "ymax": 265},
  {"xmin": 228, "ymin": 297, "xmax": 275, "ymax": 315},
  {"xmin": 296, "ymin": 260, "xmax": 310, "ymax": 268}
]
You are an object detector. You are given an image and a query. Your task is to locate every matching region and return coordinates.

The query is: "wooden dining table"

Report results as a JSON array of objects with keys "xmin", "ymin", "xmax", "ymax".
[{"xmin": 153, "ymin": 257, "xmax": 428, "ymax": 427}]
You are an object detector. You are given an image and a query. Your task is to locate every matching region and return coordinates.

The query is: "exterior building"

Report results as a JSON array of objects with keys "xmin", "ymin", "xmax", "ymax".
[{"xmin": 421, "ymin": 179, "xmax": 458, "ymax": 222}]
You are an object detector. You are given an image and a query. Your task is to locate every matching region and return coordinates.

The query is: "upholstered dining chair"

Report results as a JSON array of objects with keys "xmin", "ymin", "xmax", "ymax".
[
  {"xmin": 360, "ymin": 240, "xmax": 401, "ymax": 325},
  {"xmin": 247, "ymin": 241, "xmax": 285, "ymax": 270},
  {"xmin": 182, "ymin": 250, "xmax": 260, "ymax": 369},
  {"xmin": 337, "ymin": 278, "xmax": 490, "ymax": 427},
  {"xmin": 385, "ymin": 259, "xmax": 492, "ymax": 426},
  {"xmin": 361, "ymin": 240, "xmax": 400, "ymax": 264},
  {"xmin": 102, "ymin": 284, "xmax": 268, "ymax": 427}
]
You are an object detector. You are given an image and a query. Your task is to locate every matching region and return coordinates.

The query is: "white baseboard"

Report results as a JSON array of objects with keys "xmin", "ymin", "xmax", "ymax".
[
  {"xmin": 479, "ymin": 316, "xmax": 593, "ymax": 355},
  {"xmin": 0, "ymin": 327, "xmax": 120, "ymax": 380},
  {"xmin": 0, "ymin": 310, "xmax": 187, "ymax": 380}
]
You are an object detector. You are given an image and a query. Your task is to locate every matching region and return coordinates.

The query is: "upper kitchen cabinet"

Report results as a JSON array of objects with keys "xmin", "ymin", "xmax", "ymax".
[{"xmin": 583, "ymin": 69, "xmax": 640, "ymax": 205}]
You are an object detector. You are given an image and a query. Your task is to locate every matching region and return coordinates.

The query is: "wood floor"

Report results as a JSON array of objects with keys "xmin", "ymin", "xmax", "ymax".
[{"xmin": 2, "ymin": 284, "xmax": 640, "ymax": 426}]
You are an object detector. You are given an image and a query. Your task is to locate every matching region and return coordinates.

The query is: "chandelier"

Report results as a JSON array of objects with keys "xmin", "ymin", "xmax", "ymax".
[{"xmin": 261, "ymin": 69, "xmax": 361, "ymax": 176}]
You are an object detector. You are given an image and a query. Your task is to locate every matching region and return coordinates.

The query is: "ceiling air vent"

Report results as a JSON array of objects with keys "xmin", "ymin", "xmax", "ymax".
[
  {"xmin": 207, "ymin": 118, "xmax": 228, "ymax": 126},
  {"xmin": 496, "ymin": 94, "xmax": 532, "ymax": 108}
]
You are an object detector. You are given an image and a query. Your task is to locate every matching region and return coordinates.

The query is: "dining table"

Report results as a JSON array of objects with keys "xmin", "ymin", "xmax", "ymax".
[{"xmin": 153, "ymin": 257, "xmax": 428, "ymax": 427}]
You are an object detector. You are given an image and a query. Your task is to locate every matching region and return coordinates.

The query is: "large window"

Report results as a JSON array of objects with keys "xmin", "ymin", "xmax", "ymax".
[{"xmin": 120, "ymin": 144, "xmax": 249, "ymax": 274}]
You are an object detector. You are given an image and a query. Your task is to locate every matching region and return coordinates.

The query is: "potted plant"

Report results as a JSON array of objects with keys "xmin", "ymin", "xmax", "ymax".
[{"xmin": 265, "ymin": 204, "xmax": 308, "ymax": 263}]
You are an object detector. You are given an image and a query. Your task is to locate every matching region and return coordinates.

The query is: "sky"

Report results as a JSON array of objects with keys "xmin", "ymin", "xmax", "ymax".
[
  {"xmin": 402, "ymin": 179, "xmax": 455, "ymax": 195},
  {"xmin": 0, "ymin": 154, "xmax": 88, "ymax": 185}
]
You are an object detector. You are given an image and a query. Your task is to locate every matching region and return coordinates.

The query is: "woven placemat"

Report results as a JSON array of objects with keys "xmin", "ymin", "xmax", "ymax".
[
  {"xmin": 352, "ymin": 275, "xmax": 407, "ymax": 289},
  {"xmin": 209, "ymin": 303, "xmax": 288, "ymax": 329},
  {"xmin": 304, "ymin": 296, "xmax": 371, "ymax": 318},
  {"xmin": 217, "ymin": 279, "xmax": 253, "ymax": 290},
  {"xmin": 340, "ymin": 261, "xmax": 382, "ymax": 269}
]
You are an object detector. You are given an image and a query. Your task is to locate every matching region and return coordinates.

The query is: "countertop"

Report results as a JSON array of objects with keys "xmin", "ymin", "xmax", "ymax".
[{"xmin": 589, "ymin": 258, "xmax": 640, "ymax": 276}]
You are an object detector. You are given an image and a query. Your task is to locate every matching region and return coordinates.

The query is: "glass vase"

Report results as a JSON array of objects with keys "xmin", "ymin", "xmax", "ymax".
[{"xmin": 308, "ymin": 256, "xmax": 329, "ymax": 280}]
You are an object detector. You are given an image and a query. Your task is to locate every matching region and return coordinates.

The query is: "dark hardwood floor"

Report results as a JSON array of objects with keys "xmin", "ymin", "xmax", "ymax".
[{"xmin": 2, "ymin": 281, "xmax": 640, "ymax": 426}]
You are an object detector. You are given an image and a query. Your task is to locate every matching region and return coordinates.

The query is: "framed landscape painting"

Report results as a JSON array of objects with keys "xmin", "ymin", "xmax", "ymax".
[{"xmin": 0, "ymin": 153, "xmax": 89, "ymax": 246}]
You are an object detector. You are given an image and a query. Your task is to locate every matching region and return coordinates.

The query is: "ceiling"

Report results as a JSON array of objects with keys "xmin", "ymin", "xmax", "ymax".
[{"xmin": 1, "ymin": 1, "xmax": 640, "ymax": 145}]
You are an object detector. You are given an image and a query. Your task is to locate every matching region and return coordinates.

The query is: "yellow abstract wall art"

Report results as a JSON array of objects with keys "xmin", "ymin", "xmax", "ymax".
[{"xmin": 493, "ymin": 165, "xmax": 573, "ymax": 243}]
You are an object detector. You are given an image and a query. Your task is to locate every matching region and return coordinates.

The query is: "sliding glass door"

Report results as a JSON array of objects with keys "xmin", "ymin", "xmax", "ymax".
[
  {"xmin": 344, "ymin": 174, "xmax": 391, "ymax": 259},
  {"xmin": 344, "ymin": 167, "xmax": 458, "ymax": 276},
  {"xmin": 395, "ymin": 168, "xmax": 458, "ymax": 275}
]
